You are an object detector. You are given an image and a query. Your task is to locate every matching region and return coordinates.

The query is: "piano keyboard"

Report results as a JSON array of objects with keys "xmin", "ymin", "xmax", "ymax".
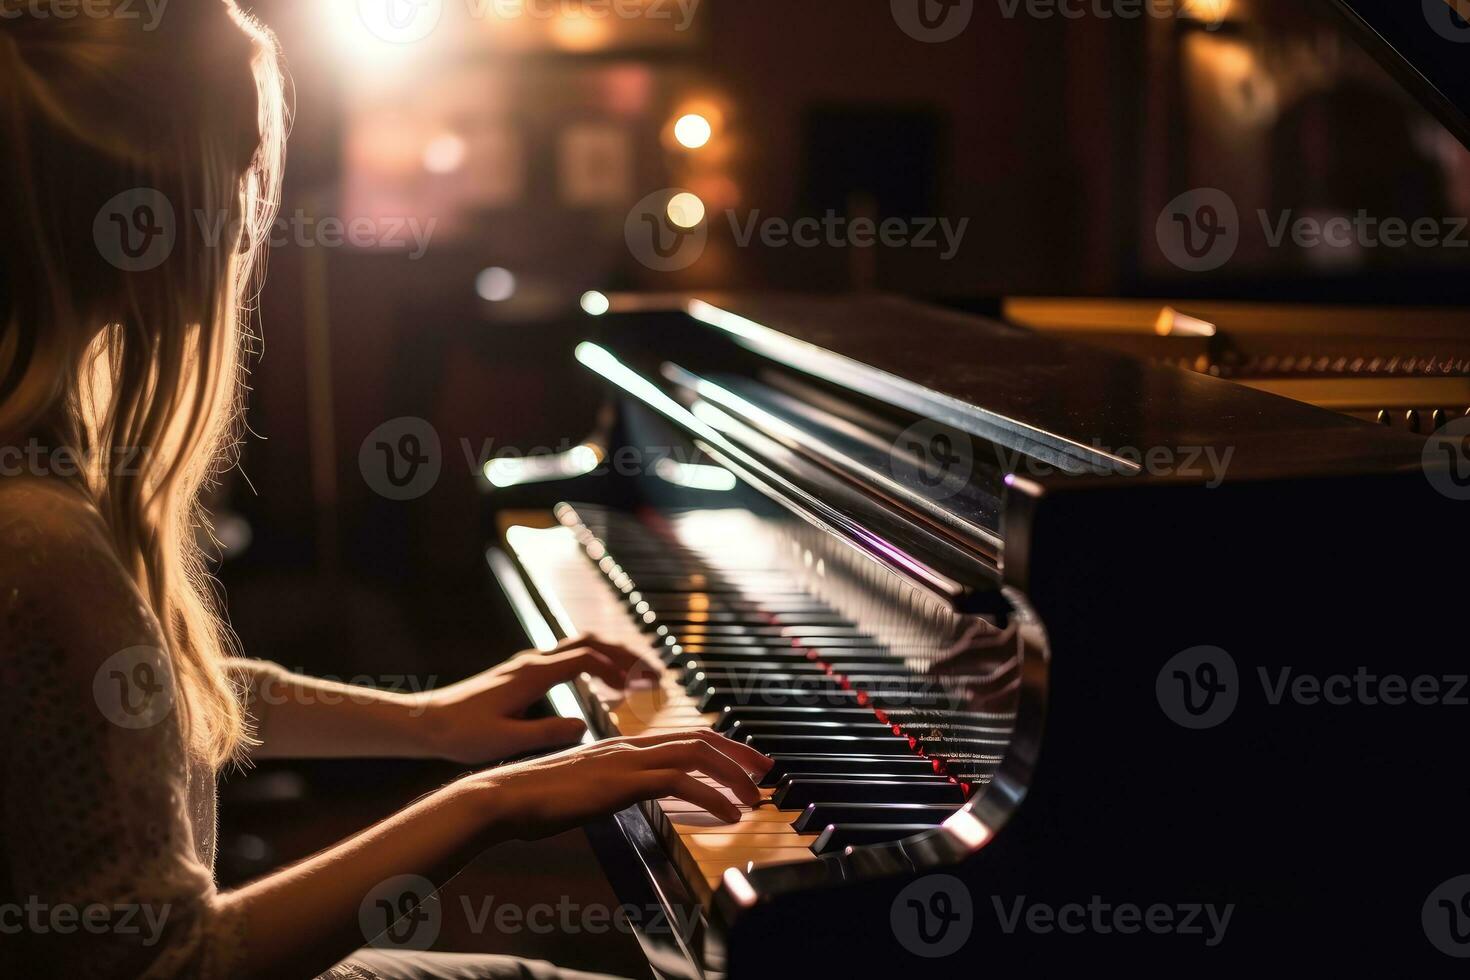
[{"xmin": 507, "ymin": 504, "xmax": 1012, "ymax": 904}]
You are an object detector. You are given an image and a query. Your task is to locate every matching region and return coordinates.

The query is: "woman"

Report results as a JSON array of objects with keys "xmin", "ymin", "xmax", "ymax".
[{"xmin": 0, "ymin": 2, "xmax": 769, "ymax": 977}]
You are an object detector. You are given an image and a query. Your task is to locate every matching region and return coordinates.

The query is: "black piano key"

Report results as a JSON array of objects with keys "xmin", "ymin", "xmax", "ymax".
[
  {"xmin": 777, "ymin": 773, "xmax": 952, "ymax": 790},
  {"xmin": 875, "ymin": 707, "xmax": 1017, "ymax": 726},
  {"xmin": 723, "ymin": 720, "xmax": 897, "ymax": 741},
  {"xmin": 630, "ymin": 595, "xmax": 836, "ymax": 613},
  {"xmin": 774, "ymin": 779, "xmax": 967, "ymax": 810},
  {"xmin": 911, "ymin": 737, "xmax": 1011, "ymax": 757},
  {"xmin": 745, "ymin": 734, "xmax": 915, "ymax": 756},
  {"xmin": 698, "ymin": 687, "xmax": 951, "ymax": 711},
  {"xmin": 810, "ymin": 824, "xmax": 941, "ymax": 854},
  {"xmin": 686, "ymin": 672, "xmax": 912, "ymax": 697},
  {"xmin": 713, "ymin": 704, "xmax": 987, "ymax": 732},
  {"xmin": 679, "ymin": 659, "xmax": 910, "ymax": 676},
  {"xmin": 669, "ymin": 634, "xmax": 884, "ymax": 648},
  {"xmin": 760, "ymin": 753, "xmax": 937, "ymax": 787},
  {"xmin": 666, "ymin": 612, "xmax": 849, "ymax": 627},
  {"xmin": 670, "ymin": 646, "xmax": 898, "ymax": 664},
  {"xmin": 658, "ymin": 625, "xmax": 870, "ymax": 639},
  {"xmin": 793, "ymin": 803, "xmax": 962, "ymax": 833},
  {"xmin": 697, "ymin": 687, "xmax": 858, "ymax": 711},
  {"xmin": 714, "ymin": 706, "xmax": 902, "ymax": 731},
  {"xmin": 624, "ymin": 578, "xmax": 808, "ymax": 594}
]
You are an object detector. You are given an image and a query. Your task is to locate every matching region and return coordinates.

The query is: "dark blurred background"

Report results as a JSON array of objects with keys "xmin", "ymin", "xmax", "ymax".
[{"xmin": 215, "ymin": 0, "xmax": 1469, "ymax": 681}]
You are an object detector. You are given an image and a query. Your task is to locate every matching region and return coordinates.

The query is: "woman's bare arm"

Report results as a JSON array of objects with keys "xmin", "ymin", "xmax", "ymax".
[
  {"xmin": 222, "ymin": 731, "xmax": 769, "ymax": 979},
  {"xmin": 234, "ymin": 633, "xmax": 660, "ymax": 764}
]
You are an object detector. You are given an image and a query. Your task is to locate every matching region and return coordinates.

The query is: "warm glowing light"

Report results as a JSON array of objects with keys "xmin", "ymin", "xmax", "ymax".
[
  {"xmin": 484, "ymin": 445, "xmax": 601, "ymax": 488},
  {"xmin": 655, "ymin": 458, "xmax": 737, "ymax": 492},
  {"xmin": 322, "ymin": 0, "xmax": 439, "ymax": 65},
  {"xmin": 1179, "ymin": 0, "xmax": 1232, "ymax": 26},
  {"xmin": 550, "ymin": 10, "xmax": 610, "ymax": 51},
  {"xmin": 673, "ymin": 113, "xmax": 713, "ymax": 150},
  {"xmin": 475, "ymin": 267, "xmax": 517, "ymax": 302},
  {"xmin": 580, "ymin": 291, "xmax": 611, "ymax": 316},
  {"xmin": 423, "ymin": 133, "xmax": 468, "ymax": 174},
  {"xmin": 666, "ymin": 192, "xmax": 706, "ymax": 230},
  {"xmin": 1154, "ymin": 306, "xmax": 1217, "ymax": 338},
  {"xmin": 943, "ymin": 809, "xmax": 993, "ymax": 848}
]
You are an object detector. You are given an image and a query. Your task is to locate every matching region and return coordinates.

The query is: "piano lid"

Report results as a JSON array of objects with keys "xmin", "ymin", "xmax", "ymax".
[
  {"xmin": 600, "ymin": 293, "xmax": 1434, "ymax": 486},
  {"xmin": 1329, "ymin": 0, "xmax": 1470, "ymax": 149}
]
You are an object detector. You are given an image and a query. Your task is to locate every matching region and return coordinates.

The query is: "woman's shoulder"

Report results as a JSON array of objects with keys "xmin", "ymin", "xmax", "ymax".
[
  {"xmin": 0, "ymin": 477, "xmax": 159, "ymax": 677},
  {"xmin": 0, "ymin": 476, "xmax": 118, "ymax": 579}
]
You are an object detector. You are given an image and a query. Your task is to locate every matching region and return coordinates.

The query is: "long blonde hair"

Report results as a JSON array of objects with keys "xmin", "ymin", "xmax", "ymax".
[{"xmin": 0, "ymin": 0, "xmax": 288, "ymax": 766}]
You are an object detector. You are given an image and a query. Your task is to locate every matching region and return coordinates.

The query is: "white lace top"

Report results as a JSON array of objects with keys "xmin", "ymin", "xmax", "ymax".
[{"xmin": 0, "ymin": 479, "xmax": 247, "ymax": 977}]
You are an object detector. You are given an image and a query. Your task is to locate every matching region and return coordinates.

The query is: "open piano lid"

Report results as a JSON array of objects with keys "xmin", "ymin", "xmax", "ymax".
[{"xmin": 1330, "ymin": 0, "xmax": 1470, "ymax": 149}]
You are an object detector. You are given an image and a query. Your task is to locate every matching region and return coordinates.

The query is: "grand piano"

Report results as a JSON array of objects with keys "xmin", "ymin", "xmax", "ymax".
[{"xmin": 485, "ymin": 2, "xmax": 1470, "ymax": 974}]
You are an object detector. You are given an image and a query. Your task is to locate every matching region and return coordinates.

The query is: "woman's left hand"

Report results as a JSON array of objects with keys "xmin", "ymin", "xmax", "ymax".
[{"xmin": 418, "ymin": 634, "xmax": 662, "ymax": 764}]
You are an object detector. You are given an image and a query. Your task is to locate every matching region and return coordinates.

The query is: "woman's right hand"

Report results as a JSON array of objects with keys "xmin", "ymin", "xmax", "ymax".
[{"xmin": 472, "ymin": 729, "xmax": 774, "ymax": 839}]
